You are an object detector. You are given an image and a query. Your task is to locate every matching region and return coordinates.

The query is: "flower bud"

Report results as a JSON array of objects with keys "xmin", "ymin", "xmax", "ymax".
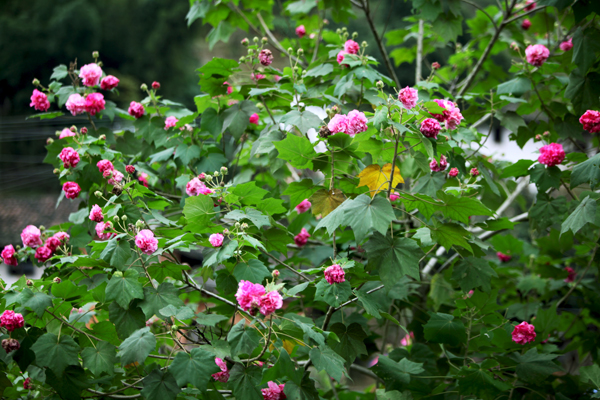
[
  {"xmin": 70, "ymin": 125, "xmax": 77, "ymax": 132},
  {"xmin": 80, "ymin": 127, "xmax": 88, "ymax": 134},
  {"xmin": 247, "ymin": 49, "xmax": 254, "ymax": 56},
  {"xmin": 262, "ymin": 37, "xmax": 268, "ymax": 44},
  {"xmin": 361, "ymin": 41, "xmax": 368, "ymax": 48},
  {"xmin": 432, "ymin": 62, "xmax": 441, "ymax": 70},
  {"xmin": 113, "ymin": 271, "xmax": 123, "ymax": 278},
  {"xmin": 235, "ymin": 222, "xmax": 241, "ymax": 228},
  {"xmin": 26, "ymin": 279, "xmax": 33, "ymax": 287},
  {"xmin": 39, "ymin": 226, "xmax": 45, "ymax": 231},
  {"xmin": 53, "ymin": 277, "xmax": 61, "ymax": 284},
  {"xmin": 253, "ymin": 36, "xmax": 259, "ymax": 43},
  {"xmin": 2, "ymin": 338, "xmax": 20, "ymax": 353},
  {"xmin": 376, "ymin": 80, "xmax": 384, "ymax": 89},
  {"xmin": 213, "ymin": 171, "xmax": 220, "ymax": 177},
  {"xmin": 352, "ymin": 32, "xmax": 358, "ymax": 39},
  {"xmin": 336, "ymin": 28, "xmax": 342, "ymax": 35},
  {"xmin": 206, "ymin": 174, "xmax": 213, "ymax": 181},
  {"xmin": 223, "ymin": 228, "xmax": 229, "ymax": 234},
  {"xmin": 136, "ymin": 220, "xmax": 145, "ymax": 229},
  {"xmin": 241, "ymin": 223, "xmax": 249, "ymax": 229},
  {"xmin": 46, "ymin": 138, "xmax": 54, "ymax": 145},
  {"xmin": 220, "ymin": 166, "xmax": 228, "ymax": 174},
  {"xmin": 323, "ymin": 19, "xmax": 329, "ymax": 24},
  {"xmin": 113, "ymin": 215, "xmax": 120, "ymax": 222},
  {"xmin": 99, "ymin": 134, "xmax": 106, "ymax": 141},
  {"xmin": 53, "ymin": 168, "xmax": 60, "ymax": 175},
  {"xmin": 121, "ymin": 215, "xmax": 127, "ymax": 221},
  {"xmin": 297, "ymin": 48, "xmax": 304, "ymax": 56},
  {"xmin": 55, "ymin": 130, "xmax": 61, "ymax": 137},
  {"xmin": 287, "ymin": 47, "xmax": 294, "ymax": 53},
  {"xmin": 32, "ymin": 78, "xmax": 40, "ymax": 86},
  {"xmin": 535, "ymin": 134, "xmax": 542, "ymax": 141},
  {"xmin": 152, "ymin": 81, "xmax": 160, "ymax": 90},
  {"xmin": 140, "ymin": 83, "xmax": 148, "ymax": 91},
  {"xmin": 543, "ymin": 131, "xmax": 550, "ymax": 136},
  {"xmin": 95, "ymin": 191, "xmax": 103, "ymax": 197},
  {"xmin": 272, "ymin": 270, "xmax": 280, "ymax": 278},
  {"xmin": 92, "ymin": 51, "xmax": 99, "ymax": 58},
  {"xmin": 97, "ymin": 61, "xmax": 103, "ymax": 67},
  {"xmin": 470, "ymin": 167, "xmax": 480, "ymax": 176},
  {"xmin": 15, "ymin": 245, "xmax": 21, "ymax": 250},
  {"xmin": 256, "ymin": 102, "xmax": 265, "ymax": 110},
  {"xmin": 294, "ymin": 66, "xmax": 299, "ymax": 72},
  {"xmin": 241, "ymin": 38, "xmax": 249, "ymax": 46},
  {"xmin": 171, "ymin": 324, "xmax": 179, "ymax": 333},
  {"xmin": 239, "ymin": 56, "xmax": 246, "ymax": 63},
  {"xmin": 126, "ymin": 165, "xmax": 135, "ymax": 174}
]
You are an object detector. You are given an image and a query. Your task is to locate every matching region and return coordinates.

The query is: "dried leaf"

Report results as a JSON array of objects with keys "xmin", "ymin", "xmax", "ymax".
[
  {"xmin": 357, "ymin": 164, "xmax": 404, "ymax": 197},
  {"xmin": 310, "ymin": 189, "xmax": 346, "ymax": 217}
]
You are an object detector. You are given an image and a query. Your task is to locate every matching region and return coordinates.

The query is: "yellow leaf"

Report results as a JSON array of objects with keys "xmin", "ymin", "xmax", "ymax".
[
  {"xmin": 309, "ymin": 188, "xmax": 346, "ymax": 217},
  {"xmin": 357, "ymin": 163, "xmax": 404, "ymax": 197},
  {"xmin": 282, "ymin": 339, "xmax": 298, "ymax": 354}
]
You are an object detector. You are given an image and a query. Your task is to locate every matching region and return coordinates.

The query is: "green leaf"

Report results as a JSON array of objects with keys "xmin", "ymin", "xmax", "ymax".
[
  {"xmin": 222, "ymin": 100, "xmax": 259, "ymax": 138},
  {"xmin": 429, "ymin": 274, "xmax": 454, "ymax": 311},
  {"xmin": 571, "ymin": 153, "xmax": 600, "ymax": 189},
  {"xmin": 344, "ymin": 194, "xmax": 394, "ymax": 242},
  {"xmin": 500, "ymin": 159, "xmax": 534, "ymax": 178},
  {"xmin": 497, "ymin": 77, "xmax": 532, "ymax": 96},
  {"xmin": 328, "ymin": 323, "xmax": 368, "ymax": 364},
  {"xmin": 169, "ymin": 347, "xmax": 220, "ymax": 390},
  {"xmin": 530, "ymin": 164, "xmax": 561, "ymax": 191},
  {"xmin": 207, "ymin": 21, "xmax": 236, "ymax": 51},
  {"xmin": 430, "ymin": 223, "xmax": 472, "ymax": 252},
  {"xmin": 530, "ymin": 193, "xmax": 567, "ymax": 232},
  {"xmin": 373, "ymin": 106, "xmax": 389, "ymax": 129},
  {"xmin": 105, "ymin": 270, "xmax": 144, "ymax": 309},
  {"xmin": 50, "ymin": 64, "xmax": 69, "ymax": 80},
  {"xmin": 375, "ymin": 389, "xmax": 412, "ymax": 400},
  {"xmin": 201, "ymin": 107, "xmax": 222, "ymax": 136},
  {"xmin": 511, "ymin": 348, "xmax": 561, "ymax": 383},
  {"xmin": 117, "ymin": 327, "xmax": 156, "ymax": 366},
  {"xmin": 186, "ymin": 0, "xmax": 210, "ymax": 26},
  {"xmin": 436, "ymin": 192, "xmax": 494, "ymax": 224},
  {"xmin": 372, "ymin": 356, "xmax": 424, "ymax": 389},
  {"xmin": 142, "ymin": 369, "xmax": 181, "ymax": 400},
  {"xmin": 81, "ymin": 341, "xmax": 117, "ymax": 376},
  {"xmin": 572, "ymin": 27, "xmax": 600, "ymax": 75},
  {"xmin": 283, "ymin": 180, "xmax": 319, "ymax": 209},
  {"xmin": 175, "ymin": 144, "xmax": 201, "ymax": 165},
  {"xmin": 31, "ymin": 333, "xmax": 80, "ymax": 375},
  {"xmin": 309, "ymin": 346, "xmax": 347, "ymax": 382},
  {"xmin": 183, "ymin": 195, "xmax": 216, "ymax": 232},
  {"xmin": 279, "ymin": 111, "xmax": 322, "ymax": 136},
  {"xmin": 22, "ymin": 291, "xmax": 52, "ymax": 318},
  {"xmin": 286, "ymin": 0, "xmax": 317, "ymax": 14},
  {"xmin": 354, "ymin": 289, "xmax": 382, "ymax": 318},
  {"xmin": 45, "ymin": 366, "xmax": 89, "ymax": 400},
  {"xmin": 229, "ymin": 364, "xmax": 263, "ymax": 400},
  {"xmin": 580, "ymin": 364, "xmax": 600, "ymax": 388},
  {"xmin": 159, "ymin": 305, "xmax": 195, "ymax": 320},
  {"xmin": 203, "ymin": 240, "xmax": 239, "ymax": 267},
  {"xmin": 284, "ymin": 372, "xmax": 319, "ymax": 400},
  {"xmin": 198, "ymin": 57, "xmax": 240, "ymax": 79},
  {"xmin": 561, "ymin": 196, "xmax": 597, "ymax": 235},
  {"xmin": 305, "ymin": 64, "xmax": 334, "ymax": 77},
  {"xmin": 274, "ymin": 134, "xmax": 318, "ymax": 169},
  {"xmin": 231, "ymin": 182, "xmax": 269, "ymax": 206},
  {"xmin": 256, "ymin": 198, "xmax": 287, "ymax": 216},
  {"xmin": 423, "ymin": 312, "xmax": 467, "ymax": 346},
  {"xmin": 108, "ymin": 302, "xmax": 147, "ymax": 340},
  {"xmin": 314, "ymin": 280, "xmax": 352, "ymax": 308},
  {"xmin": 458, "ymin": 364, "xmax": 511, "ymax": 400},
  {"xmin": 100, "ymin": 238, "xmax": 132, "ymax": 270},
  {"xmin": 227, "ymin": 320, "xmax": 261, "ymax": 357},
  {"xmin": 364, "ymin": 232, "xmax": 423, "ymax": 287},
  {"xmin": 234, "ymin": 259, "xmax": 271, "ymax": 283},
  {"xmin": 412, "ymin": 173, "xmax": 446, "ymax": 197},
  {"xmin": 225, "ymin": 208, "xmax": 270, "ymax": 228},
  {"xmin": 139, "ymin": 282, "xmax": 184, "ymax": 319},
  {"xmin": 451, "ymin": 257, "xmax": 498, "ymax": 292},
  {"xmin": 196, "ymin": 313, "xmax": 230, "ymax": 327}
]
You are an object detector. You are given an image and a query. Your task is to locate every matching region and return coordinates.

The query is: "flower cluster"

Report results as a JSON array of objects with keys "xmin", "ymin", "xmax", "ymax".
[
  {"xmin": 26, "ymin": 228, "xmax": 69, "ymax": 263},
  {"xmin": 89, "ymin": 204, "xmax": 104, "ymax": 222},
  {"xmin": 259, "ymin": 49, "xmax": 273, "ymax": 66},
  {"xmin": 63, "ymin": 181, "xmax": 81, "ymax": 199},
  {"xmin": 58, "ymin": 147, "xmax": 80, "ymax": 169},
  {"xmin": 398, "ymin": 86, "xmax": 418, "ymax": 110},
  {"xmin": 420, "ymin": 118, "xmax": 441, "ymax": 139},
  {"xmin": 337, "ymin": 39, "xmax": 360, "ymax": 66},
  {"xmin": 1, "ymin": 245, "xmax": 18, "ymax": 266},
  {"xmin": 0, "ymin": 310, "xmax": 24, "ymax": 332},
  {"xmin": 429, "ymin": 155, "xmax": 448, "ymax": 172},
  {"xmin": 294, "ymin": 228, "xmax": 310, "ymax": 247},
  {"xmin": 212, "ymin": 358, "xmax": 230, "ymax": 382},
  {"xmin": 135, "ymin": 229, "xmax": 158, "ymax": 254},
  {"xmin": 262, "ymin": 381, "xmax": 286, "ymax": 400},
  {"xmin": 324, "ymin": 264, "xmax": 345, "ymax": 284},
  {"xmin": 579, "ymin": 110, "xmax": 600, "ymax": 133},
  {"xmin": 295, "ymin": 199, "xmax": 311, "ymax": 214},
  {"xmin": 235, "ymin": 280, "xmax": 283, "ymax": 316},
  {"xmin": 511, "ymin": 321, "xmax": 536, "ymax": 345},
  {"xmin": 95, "ymin": 221, "xmax": 116, "ymax": 240},
  {"xmin": 538, "ymin": 143, "xmax": 565, "ymax": 167},
  {"xmin": 327, "ymin": 110, "xmax": 368, "ymax": 137},
  {"xmin": 186, "ymin": 177, "xmax": 213, "ymax": 196},
  {"xmin": 431, "ymin": 99, "xmax": 464, "ymax": 130},
  {"xmin": 97, "ymin": 159, "xmax": 125, "ymax": 186},
  {"xmin": 164, "ymin": 116, "xmax": 179, "ymax": 130},
  {"xmin": 525, "ymin": 44, "xmax": 550, "ymax": 67}
]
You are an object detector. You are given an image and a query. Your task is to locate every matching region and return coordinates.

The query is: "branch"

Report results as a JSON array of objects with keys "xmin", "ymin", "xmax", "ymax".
[
  {"xmin": 86, "ymin": 389, "xmax": 141, "ymax": 399},
  {"xmin": 239, "ymin": 320, "xmax": 272, "ymax": 363},
  {"xmin": 504, "ymin": 5, "xmax": 548, "ymax": 24},
  {"xmin": 259, "ymin": 248, "xmax": 312, "ymax": 281},
  {"xmin": 462, "ymin": 0, "xmax": 498, "ymax": 29},
  {"xmin": 416, "ymin": 20, "xmax": 424, "ymax": 82}
]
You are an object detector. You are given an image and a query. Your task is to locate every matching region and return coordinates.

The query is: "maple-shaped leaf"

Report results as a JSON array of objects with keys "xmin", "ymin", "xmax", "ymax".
[
  {"xmin": 310, "ymin": 188, "xmax": 345, "ymax": 217},
  {"xmin": 357, "ymin": 164, "xmax": 404, "ymax": 197}
]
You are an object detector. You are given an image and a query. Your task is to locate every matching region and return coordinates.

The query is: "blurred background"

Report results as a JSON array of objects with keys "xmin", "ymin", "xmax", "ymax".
[{"xmin": 2, "ymin": 0, "xmax": 522, "ymax": 281}]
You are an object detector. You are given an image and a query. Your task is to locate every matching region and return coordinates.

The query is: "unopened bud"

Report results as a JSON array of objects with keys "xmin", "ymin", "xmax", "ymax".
[
  {"xmin": 121, "ymin": 215, "xmax": 127, "ymax": 221},
  {"xmin": 113, "ymin": 271, "xmax": 123, "ymax": 278},
  {"xmin": 53, "ymin": 277, "xmax": 61, "ymax": 284},
  {"xmin": 140, "ymin": 83, "xmax": 148, "ymax": 91},
  {"xmin": 99, "ymin": 134, "xmax": 106, "ymax": 141},
  {"xmin": 136, "ymin": 220, "xmax": 145, "ymax": 229},
  {"xmin": 253, "ymin": 36, "xmax": 259, "ymax": 43},
  {"xmin": 39, "ymin": 226, "xmax": 45, "ymax": 231},
  {"xmin": 97, "ymin": 61, "xmax": 103, "ymax": 67},
  {"xmin": 53, "ymin": 168, "xmax": 60, "ymax": 175},
  {"xmin": 92, "ymin": 51, "xmax": 99, "ymax": 58},
  {"xmin": 32, "ymin": 78, "xmax": 40, "ymax": 86},
  {"xmin": 239, "ymin": 56, "xmax": 246, "ymax": 63},
  {"xmin": 376, "ymin": 80, "xmax": 384, "ymax": 89},
  {"xmin": 26, "ymin": 280, "xmax": 33, "ymax": 287},
  {"xmin": 206, "ymin": 174, "xmax": 213, "ymax": 181},
  {"xmin": 297, "ymin": 48, "xmax": 304, "ymax": 56},
  {"xmin": 294, "ymin": 66, "xmax": 299, "ymax": 72},
  {"xmin": 247, "ymin": 49, "xmax": 254, "ymax": 56},
  {"xmin": 287, "ymin": 47, "xmax": 294, "ymax": 53},
  {"xmin": 70, "ymin": 125, "xmax": 77, "ymax": 132},
  {"xmin": 95, "ymin": 191, "xmax": 103, "ymax": 197},
  {"xmin": 241, "ymin": 223, "xmax": 249, "ymax": 229},
  {"xmin": 262, "ymin": 37, "xmax": 268, "ymax": 44},
  {"xmin": 46, "ymin": 138, "xmax": 54, "ymax": 145},
  {"xmin": 352, "ymin": 32, "xmax": 358, "ymax": 39},
  {"xmin": 241, "ymin": 38, "xmax": 249, "ymax": 46},
  {"xmin": 235, "ymin": 222, "xmax": 241, "ymax": 228},
  {"xmin": 256, "ymin": 102, "xmax": 264, "ymax": 110},
  {"xmin": 535, "ymin": 134, "xmax": 542, "ymax": 141},
  {"xmin": 80, "ymin": 127, "xmax": 88, "ymax": 134},
  {"xmin": 223, "ymin": 228, "xmax": 229, "ymax": 234},
  {"xmin": 272, "ymin": 270, "xmax": 280, "ymax": 278},
  {"xmin": 113, "ymin": 216, "xmax": 120, "ymax": 222},
  {"xmin": 336, "ymin": 28, "xmax": 342, "ymax": 35},
  {"xmin": 171, "ymin": 325, "xmax": 179, "ymax": 333},
  {"xmin": 220, "ymin": 166, "xmax": 228, "ymax": 174},
  {"xmin": 361, "ymin": 41, "xmax": 368, "ymax": 48},
  {"xmin": 543, "ymin": 131, "xmax": 550, "ymax": 136},
  {"xmin": 432, "ymin": 62, "xmax": 441, "ymax": 70},
  {"xmin": 152, "ymin": 81, "xmax": 160, "ymax": 90},
  {"xmin": 213, "ymin": 171, "xmax": 220, "ymax": 177}
]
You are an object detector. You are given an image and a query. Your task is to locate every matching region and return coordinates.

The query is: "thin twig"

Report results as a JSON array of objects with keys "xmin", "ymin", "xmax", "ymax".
[
  {"xmin": 462, "ymin": 0, "xmax": 498, "ymax": 29},
  {"xmin": 256, "ymin": 13, "xmax": 306, "ymax": 68},
  {"xmin": 416, "ymin": 20, "xmax": 424, "ymax": 82},
  {"xmin": 556, "ymin": 233, "xmax": 600, "ymax": 308},
  {"xmin": 259, "ymin": 248, "xmax": 312, "ymax": 281}
]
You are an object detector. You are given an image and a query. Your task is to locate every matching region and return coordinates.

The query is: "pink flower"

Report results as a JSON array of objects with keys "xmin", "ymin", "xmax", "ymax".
[
  {"xmin": 538, "ymin": 143, "xmax": 565, "ymax": 167},
  {"xmin": 128, "ymin": 101, "xmax": 145, "ymax": 119},
  {"xmin": 45, "ymin": 236, "xmax": 61, "ymax": 252},
  {"xmin": 63, "ymin": 181, "xmax": 81, "ymax": 199},
  {"xmin": 1, "ymin": 245, "xmax": 18, "ymax": 266},
  {"xmin": 390, "ymin": 191, "xmax": 399, "ymax": 201},
  {"xmin": 30, "ymin": 89, "xmax": 50, "ymax": 112},
  {"xmin": 336, "ymin": 50, "xmax": 348, "ymax": 66},
  {"xmin": 446, "ymin": 107, "xmax": 464, "ymax": 130},
  {"xmin": 227, "ymin": 86, "xmax": 233, "ymax": 94},
  {"xmin": 512, "ymin": 321, "xmax": 536, "ymax": 345},
  {"xmin": 66, "ymin": 94, "xmax": 86, "ymax": 116},
  {"xmin": 0, "ymin": 310, "xmax": 24, "ymax": 332},
  {"xmin": 429, "ymin": 155, "xmax": 448, "ymax": 172},
  {"xmin": 138, "ymin": 172, "xmax": 149, "ymax": 187},
  {"xmin": 79, "ymin": 63, "xmax": 103, "ymax": 87},
  {"xmin": 95, "ymin": 222, "xmax": 115, "ymax": 240},
  {"xmin": 97, "ymin": 159, "xmax": 114, "ymax": 176},
  {"xmin": 525, "ymin": 44, "xmax": 550, "ymax": 67},
  {"xmin": 1, "ymin": 338, "xmax": 19, "ymax": 354},
  {"xmin": 432, "ymin": 62, "xmax": 441, "ymax": 70},
  {"xmin": 274, "ymin": 75, "xmax": 282, "ymax": 83},
  {"xmin": 420, "ymin": 118, "xmax": 441, "ymax": 139},
  {"xmin": 463, "ymin": 290, "xmax": 474, "ymax": 299},
  {"xmin": 346, "ymin": 110, "xmax": 368, "ymax": 136},
  {"xmin": 400, "ymin": 331, "xmax": 415, "ymax": 346},
  {"xmin": 324, "ymin": 264, "xmax": 345, "ymax": 284},
  {"xmin": 59, "ymin": 128, "xmax": 76, "ymax": 139},
  {"xmin": 107, "ymin": 170, "xmax": 124, "ymax": 186},
  {"xmin": 521, "ymin": 19, "xmax": 531, "ymax": 30},
  {"xmin": 296, "ymin": 25, "xmax": 306, "ymax": 38},
  {"xmin": 470, "ymin": 167, "xmax": 480, "ymax": 176},
  {"xmin": 23, "ymin": 377, "xmax": 32, "ymax": 390},
  {"xmin": 186, "ymin": 178, "xmax": 213, "ymax": 196},
  {"xmin": 89, "ymin": 204, "xmax": 104, "ymax": 222},
  {"xmin": 249, "ymin": 113, "xmax": 260, "ymax": 125},
  {"xmin": 135, "ymin": 229, "xmax": 158, "ymax": 255},
  {"xmin": 35, "ymin": 246, "xmax": 53, "ymax": 263},
  {"xmin": 344, "ymin": 40, "xmax": 360, "ymax": 54},
  {"xmin": 259, "ymin": 49, "xmax": 273, "ymax": 66},
  {"xmin": 262, "ymin": 381, "xmax": 286, "ymax": 400},
  {"xmin": 58, "ymin": 147, "xmax": 80, "ymax": 169},
  {"xmin": 560, "ymin": 37, "xmax": 573, "ymax": 51},
  {"xmin": 448, "ymin": 167, "xmax": 459, "ymax": 177},
  {"xmin": 579, "ymin": 110, "xmax": 600, "ymax": 133},
  {"xmin": 328, "ymin": 114, "xmax": 349, "ymax": 134},
  {"xmin": 126, "ymin": 165, "xmax": 136, "ymax": 174},
  {"xmin": 53, "ymin": 231, "xmax": 70, "ymax": 244},
  {"xmin": 100, "ymin": 75, "xmax": 120, "ymax": 90},
  {"xmin": 260, "ymin": 291, "xmax": 283, "ymax": 316},
  {"xmin": 209, "ymin": 233, "xmax": 224, "ymax": 248},
  {"xmin": 294, "ymin": 228, "xmax": 310, "ymax": 247},
  {"xmin": 398, "ymin": 87, "xmax": 418, "ymax": 110},
  {"xmin": 212, "ymin": 358, "xmax": 230, "ymax": 382},
  {"xmin": 524, "ymin": 0, "xmax": 536, "ymax": 11},
  {"xmin": 236, "ymin": 280, "xmax": 266, "ymax": 313},
  {"xmin": 251, "ymin": 73, "xmax": 266, "ymax": 81},
  {"xmin": 497, "ymin": 252, "xmax": 511, "ymax": 262},
  {"xmin": 21, "ymin": 225, "xmax": 42, "ymax": 248},
  {"xmin": 164, "ymin": 116, "xmax": 179, "ymax": 130},
  {"xmin": 295, "ymin": 199, "xmax": 312, "ymax": 213},
  {"xmin": 564, "ymin": 267, "xmax": 576, "ymax": 283},
  {"xmin": 152, "ymin": 81, "xmax": 161, "ymax": 90}
]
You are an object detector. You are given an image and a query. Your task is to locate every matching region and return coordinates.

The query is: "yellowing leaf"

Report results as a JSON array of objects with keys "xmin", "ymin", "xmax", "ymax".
[
  {"xmin": 282, "ymin": 339, "xmax": 298, "ymax": 353},
  {"xmin": 357, "ymin": 164, "xmax": 403, "ymax": 197},
  {"xmin": 310, "ymin": 188, "xmax": 346, "ymax": 217}
]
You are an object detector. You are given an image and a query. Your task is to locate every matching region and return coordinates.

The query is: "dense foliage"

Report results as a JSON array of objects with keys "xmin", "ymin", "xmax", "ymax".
[{"xmin": 2, "ymin": 0, "xmax": 600, "ymax": 399}]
